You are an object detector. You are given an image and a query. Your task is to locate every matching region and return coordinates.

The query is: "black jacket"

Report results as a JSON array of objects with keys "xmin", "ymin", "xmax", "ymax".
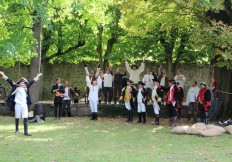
[
  {"xmin": 134, "ymin": 88, "xmax": 147, "ymax": 104},
  {"xmin": 51, "ymin": 84, "xmax": 64, "ymax": 104},
  {"xmin": 6, "ymin": 78, "xmax": 36, "ymax": 112}
]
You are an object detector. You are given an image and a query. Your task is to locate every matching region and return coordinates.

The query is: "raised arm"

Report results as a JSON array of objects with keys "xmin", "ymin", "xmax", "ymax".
[
  {"xmin": 0, "ymin": 71, "xmax": 15, "ymax": 87},
  {"xmin": 95, "ymin": 65, "xmax": 100, "ymax": 78},
  {"xmin": 97, "ymin": 76, "xmax": 102, "ymax": 89},
  {"xmin": 125, "ymin": 61, "xmax": 132, "ymax": 74},
  {"xmin": 86, "ymin": 76, "xmax": 91, "ymax": 88},
  {"xmin": 138, "ymin": 62, "xmax": 145, "ymax": 73},
  {"xmin": 27, "ymin": 73, "xmax": 43, "ymax": 88}
]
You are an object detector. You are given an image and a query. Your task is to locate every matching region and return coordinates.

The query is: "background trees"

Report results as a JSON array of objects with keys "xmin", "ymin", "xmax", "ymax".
[{"xmin": 0, "ymin": 0, "xmax": 231, "ymax": 116}]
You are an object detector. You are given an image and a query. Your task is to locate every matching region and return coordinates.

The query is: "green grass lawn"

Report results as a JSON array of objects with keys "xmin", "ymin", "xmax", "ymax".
[{"xmin": 0, "ymin": 116, "xmax": 231, "ymax": 162}]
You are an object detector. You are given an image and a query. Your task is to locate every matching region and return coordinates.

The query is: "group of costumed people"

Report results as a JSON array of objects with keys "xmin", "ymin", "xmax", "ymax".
[
  {"xmin": 81, "ymin": 61, "xmax": 214, "ymax": 127},
  {"xmin": 0, "ymin": 60, "xmax": 215, "ymax": 136}
]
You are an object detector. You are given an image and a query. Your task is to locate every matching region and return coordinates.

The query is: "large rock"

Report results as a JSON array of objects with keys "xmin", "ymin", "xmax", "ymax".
[
  {"xmin": 206, "ymin": 124, "xmax": 226, "ymax": 133},
  {"xmin": 199, "ymin": 129, "xmax": 223, "ymax": 137},
  {"xmin": 171, "ymin": 126, "xmax": 190, "ymax": 134},
  {"xmin": 225, "ymin": 125, "xmax": 232, "ymax": 134},
  {"xmin": 187, "ymin": 123, "xmax": 207, "ymax": 135}
]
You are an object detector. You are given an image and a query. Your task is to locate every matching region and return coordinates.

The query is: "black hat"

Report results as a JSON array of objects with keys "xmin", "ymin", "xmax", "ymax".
[
  {"xmin": 16, "ymin": 78, "xmax": 28, "ymax": 85},
  {"xmin": 131, "ymin": 64, "xmax": 138, "ymax": 69},
  {"xmin": 153, "ymin": 79, "xmax": 159, "ymax": 83},
  {"xmin": 176, "ymin": 82, "xmax": 180, "ymax": 85},
  {"xmin": 126, "ymin": 79, "xmax": 133, "ymax": 83},
  {"xmin": 200, "ymin": 82, "xmax": 207, "ymax": 87},
  {"xmin": 168, "ymin": 79, "xmax": 176, "ymax": 84},
  {"xmin": 138, "ymin": 81, "xmax": 145, "ymax": 86}
]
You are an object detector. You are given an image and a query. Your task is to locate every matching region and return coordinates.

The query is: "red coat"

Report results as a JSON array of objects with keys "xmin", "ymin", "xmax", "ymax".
[{"xmin": 198, "ymin": 88, "xmax": 211, "ymax": 111}]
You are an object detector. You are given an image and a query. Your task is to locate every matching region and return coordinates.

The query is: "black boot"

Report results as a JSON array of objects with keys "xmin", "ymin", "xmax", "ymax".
[
  {"xmin": 142, "ymin": 112, "xmax": 146, "ymax": 123},
  {"xmin": 171, "ymin": 117, "xmax": 177, "ymax": 127},
  {"xmin": 90, "ymin": 113, "xmax": 94, "ymax": 120},
  {"xmin": 125, "ymin": 110, "xmax": 130, "ymax": 122},
  {"xmin": 62, "ymin": 111, "xmax": 66, "ymax": 118},
  {"xmin": 137, "ymin": 113, "xmax": 142, "ymax": 123},
  {"xmin": 155, "ymin": 114, "xmax": 160, "ymax": 125},
  {"xmin": 187, "ymin": 114, "xmax": 191, "ymax": 121},
  {"xmin": 15, "ymin": 118, "xmax": 19, "ymax": 134},
  {"xmin": 128, "ymin": 110, "xmax": 133, "ymax": 122},
  {"xmin": 193, "ymin": 112, "xmax": 197, "ymax": 123},
  {"xmin": 95, "ymin": 113, "xmax": 98, "ymax": 120},
  {"xmin": 23, "ymin": 118, "xmax": 31, "ymax": 136},
  {"xmin": 68, "ymin": 112, "xmax": 72, "ymax": 117}
]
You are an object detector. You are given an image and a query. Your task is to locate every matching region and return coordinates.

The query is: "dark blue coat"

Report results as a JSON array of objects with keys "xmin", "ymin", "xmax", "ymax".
[{"xmin": 6, "ymin": 78, "xmax": 35, "ymax": 112}]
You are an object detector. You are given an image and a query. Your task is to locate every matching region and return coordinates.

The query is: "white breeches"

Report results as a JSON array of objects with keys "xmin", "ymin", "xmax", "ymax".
[
  {"xmin": 124, "ymin": 102, "xmax": 131, "ymax": 110},
  {"xmin": 137, "ymin": 102, "xmax": 146, "ymax": 113},
  {"xmin": 15, "ymin": 103, "xmax": 28, "ymax": 118},
  {"xmin": 89, "ymin": 100, "xmax": 98, "ymax": 113},
  {"xmin": 153, "ymin": 102, "xmax": 159, "ymax": 115}
]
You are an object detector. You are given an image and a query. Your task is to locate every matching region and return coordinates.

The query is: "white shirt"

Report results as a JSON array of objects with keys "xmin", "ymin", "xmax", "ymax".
[
  {"xmin": 174, "ymin": 74, "xmax": 186, "ymax": 88},
  {"xmin": 86, "ymin": 76, "xmax": 102, "ymax": 101},
  {"xmin": 186, "ymin": 86, "xmax": 200, "ymax": 105},
  {"xmin": 125, "ymin": 61, "xmax": 145, "ymax": 84},
  {"xmin": 63, "ymin": 87, "xmax": 71, "ymax": 100},
  {"xmin": 160, "ymin": 75, "xmax": 166, "ymax": 86},
  {"xmin": 103, "ymin": 73, "xmax": 113, "ymax": 87},
  {"xmin": 13, "ymin": 87, "xmax": 27, "ymax": 106},
  {"xmin": 169, "ymin": 85, "xmax": 174, "ymax": 102},
  {"xmin": 143, "ymin": 74, "xmax": 154, "ymax": 89},
  {"xmin": 151, "ymin": 85, "xmax": 159, "ymax": 102},
  {"xmin": 137, "ymin": 88, "xmax": 143, "ymax": 103}
]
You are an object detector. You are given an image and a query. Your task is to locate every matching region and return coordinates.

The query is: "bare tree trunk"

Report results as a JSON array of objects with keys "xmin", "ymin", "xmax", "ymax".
[
  {"xmin": 29, "ymin": 15, "xmax": 42, "ymax": 108},
  {"xmin": 97, "ymin": 25, "xmax": 103, "ymax": 69}
]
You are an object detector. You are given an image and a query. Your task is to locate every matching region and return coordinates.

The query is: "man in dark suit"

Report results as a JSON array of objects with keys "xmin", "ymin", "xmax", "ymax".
[{"xmin": 51, "ymin": 78, "xmax": 64, "ymax": 120}]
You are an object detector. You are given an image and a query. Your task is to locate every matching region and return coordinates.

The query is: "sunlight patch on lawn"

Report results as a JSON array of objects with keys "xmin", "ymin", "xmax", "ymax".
[
  {"xmin": 151, "ymin": 126, "xmax": 164, "ymax": 133},
  {"xmin": 30, "ymin": 125, "xmax": 67, "ymax": 133}
]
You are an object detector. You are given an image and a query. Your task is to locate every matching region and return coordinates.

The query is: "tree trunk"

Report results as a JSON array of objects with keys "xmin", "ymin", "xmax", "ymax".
[
  {"xmin": 29, "ymin": 15, "xmax": 42, "ymax": 108},
  {"xmin": 103, "ymin": 34, "xmax": 118, "ymax": 71},
  {"xmin": 214, "ymin": 67, "xmax": 232, "ymax": 119},
  {"xmin": 97, "ymin": 25, "xmax": 103, "ymax": 69}
]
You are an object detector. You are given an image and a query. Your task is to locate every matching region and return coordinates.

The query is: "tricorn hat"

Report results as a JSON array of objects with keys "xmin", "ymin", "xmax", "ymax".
[
  {"xmin": 168, "ymin": 79, "xmax": 176, "ymax": 84},
  {"xmin": 126, "ymin": 79, "xmax": 133, "ymax": 83},
  {"xmin": 16, "ymin": 77, "xmax": 28, "ymax": 85},
  {"xmin": 138, "ymin": 81, "xmax": 145, "ymax": 86}
]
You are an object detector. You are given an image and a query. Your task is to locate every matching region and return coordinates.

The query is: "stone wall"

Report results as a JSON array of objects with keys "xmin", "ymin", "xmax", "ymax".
[
  {"xmin": 0, "ymin": 102, "xmax": 189, "ymax": 118},
  {"xmin": 0, "ymin": 62, "xmax": 211, "ymax": 101}
]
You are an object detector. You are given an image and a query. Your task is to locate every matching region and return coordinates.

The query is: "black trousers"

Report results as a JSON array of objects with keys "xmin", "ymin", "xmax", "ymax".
[
  {"xmin": 114, "ymin": 83, "xmax": 122, "ymax": 103},
  {"xmin": 167, "ymin": 103, "xmax": 178, "ymax": 117},
  {"xmin": 54, "ymin": 103, "xmax": 62, "ymax": 118},
  {"xmin": 63, "ymin": 100, "xmax": 71, "ymax": 117},
  {"xmin": 104, "ymin": 87, "xmax": 113, "ymax": 103}
]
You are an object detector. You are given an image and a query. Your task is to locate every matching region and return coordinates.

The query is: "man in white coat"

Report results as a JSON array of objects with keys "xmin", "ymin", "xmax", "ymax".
[
  {"xmin": 174, "ymin": 69, "xmax": 186, "ymax": 88},
  {"xmin": 125, "ymin": 60, "xmax": 145, "ymax": 85},
  {"xmin": 86, "ymin": 74, "xmax": 102, "ymax": 120},
  {"xmin": 186, "ymin": 81, "xmax": 200, "ymax": 122}
]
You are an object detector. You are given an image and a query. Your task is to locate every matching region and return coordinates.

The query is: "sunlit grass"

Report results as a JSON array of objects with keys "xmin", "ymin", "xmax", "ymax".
[{"xmin": 0, "ymin": 116, "xmax": 231, "ymax": 162}]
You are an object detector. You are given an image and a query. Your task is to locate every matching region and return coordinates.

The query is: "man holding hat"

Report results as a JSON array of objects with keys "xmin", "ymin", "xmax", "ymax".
[
  {"xmin": 0, "ymin": 71, "xmax": 42, "ymax": 136},
  {"xmin": 135, "ymin": 81, "xmax": 147, "ymax": 123},
  {"xmin": 155, "ymin": 79, "xmax": 180, "ymax": 127},
  {"xmin": 119, "ymin": 79, "xmax": 136, "ymax": 122},
  {"xmin": 197, "ymin": 82, "xmax": 211, "ymax": 124}
]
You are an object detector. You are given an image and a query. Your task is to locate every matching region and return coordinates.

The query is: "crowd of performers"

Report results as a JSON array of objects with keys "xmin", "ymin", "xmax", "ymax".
[{"xmin": 0, "ymin": 61, "xmax": 216, "ymax": 136}]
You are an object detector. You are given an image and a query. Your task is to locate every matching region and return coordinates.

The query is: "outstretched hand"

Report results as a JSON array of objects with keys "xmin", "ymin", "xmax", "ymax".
[
  {"xmin": 0, "ymin": 71, "xmax": 4, "ymax": 76},
  {"xmin": 37, "ymin": 73, "xmax": 43, "ymax": 77}
]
